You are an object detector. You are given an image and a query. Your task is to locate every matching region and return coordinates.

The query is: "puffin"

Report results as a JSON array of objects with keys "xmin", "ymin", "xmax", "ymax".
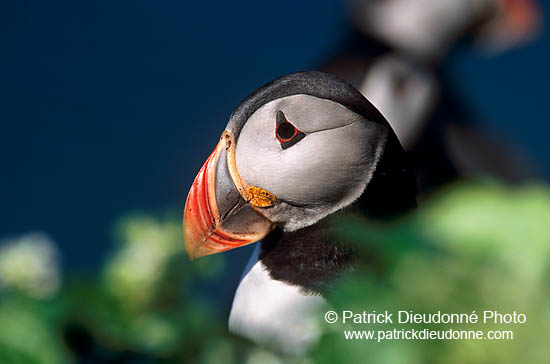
[
  {"xmin": 321, "ymin": 0, "xmax": 541, "ymax": 192},
  {"xmin": 183, "ymin": 71, "xmax": 417, "ymax": 354}
]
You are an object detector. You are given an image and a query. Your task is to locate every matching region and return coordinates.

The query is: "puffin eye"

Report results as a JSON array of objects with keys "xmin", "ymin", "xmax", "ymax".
[
  {"xmin": 276, "ymin": 123, "xmax": 295, "ymax": 140},
  {"xmin": 275, "ymin": 111, "xmax": 305, "ymax": 150}
]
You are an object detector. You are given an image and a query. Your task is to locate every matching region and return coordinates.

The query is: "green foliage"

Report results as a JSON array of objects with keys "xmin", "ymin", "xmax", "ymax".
[
  {"xmin": 318, "ymin": 181, "xmax": 550, "ymax": 364},
  {"xmin": 0, "ymin": 296, "xmax": 66, "ymax": 364},
  {"xmin": 0, "ymin": 181, "xmax": 548, "ymax": 363}
]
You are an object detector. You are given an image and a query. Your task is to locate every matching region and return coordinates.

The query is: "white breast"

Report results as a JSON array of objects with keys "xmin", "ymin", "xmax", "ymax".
[{"xmin": 228, "ymin": 245, "xmax": 327, "ymax": 355}]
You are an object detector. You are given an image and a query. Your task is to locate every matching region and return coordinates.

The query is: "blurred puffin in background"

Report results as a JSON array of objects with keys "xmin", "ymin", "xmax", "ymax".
[
  {"xmin": 321, "ymin": 0, "xmax": 542, "ymax": 193},
  {"xmin": 183, "ymin": 71, "xmax": 417, "ymax": 354}
]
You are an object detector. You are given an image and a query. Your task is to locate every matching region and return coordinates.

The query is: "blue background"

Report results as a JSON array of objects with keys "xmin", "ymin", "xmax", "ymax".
[{"xmin": 1, "ymin": 0, "xmax": 549, "ymax": 276}]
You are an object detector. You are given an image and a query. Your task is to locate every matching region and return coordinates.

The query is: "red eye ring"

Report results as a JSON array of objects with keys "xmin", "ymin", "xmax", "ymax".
[
  {"xmin": 275, "ymin": 110, "xmax": 306, "ymax": 150},
  {"xmin": 276, "ymin": 122, "xmax": 299, "ymax": 143}
]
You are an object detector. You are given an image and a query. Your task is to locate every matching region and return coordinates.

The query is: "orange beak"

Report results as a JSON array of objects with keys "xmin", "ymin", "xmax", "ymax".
[
  {"xmin": 498, "ymin": 0, "xmax": 540, "ymax": 39},
  {"xmin": 183, "ymin": 131, "xmax": 275, "ymax": 260},
  {"xmin": 480, "ymin": 0, "xmax": 542, "ymax": 49}
]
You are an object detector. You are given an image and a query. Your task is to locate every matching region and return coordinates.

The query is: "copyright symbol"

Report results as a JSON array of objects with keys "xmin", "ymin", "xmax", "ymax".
[{"xmin": 325, "ymin": 311, "xmax": 338, "ymax": 324}]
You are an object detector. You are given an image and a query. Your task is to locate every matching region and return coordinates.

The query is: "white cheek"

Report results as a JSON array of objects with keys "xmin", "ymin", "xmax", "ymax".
[
  {"xmin": 232, "ymin": 94, "xmax": 390, "ymax": 230},
  {"xmin": 236, "ymin": 116, "xmax": 382, "ymax": 207},
  {"xmin": 358, "ymin": 0, "xmax": 472, "ymax": 57},
  {"xmin": 235, "ymin": 111, "xmax": 281, "ymax": 179},
  {"xmin": 278, "ymin": 95, "xmax": 357, "ymax": 133},
  {"xmin": 235, "ymin": 107, "xmax": 281, "ymax": 188}
]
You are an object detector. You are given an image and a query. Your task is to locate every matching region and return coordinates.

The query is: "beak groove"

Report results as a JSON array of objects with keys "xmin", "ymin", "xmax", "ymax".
[{"xmin": 183, "ymin": 131, "xmax": 275, "ymax": 260}]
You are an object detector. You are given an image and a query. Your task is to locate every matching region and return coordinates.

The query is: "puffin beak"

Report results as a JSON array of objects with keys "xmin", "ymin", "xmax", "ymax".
[
  {"xmin": 479, "ymin": 0, "xmax": 541, "ymax": 48},
  {"xmin": 497, "ymin": 0, "xmax": 540, "ymax": 39},
  {"xmin": 183, "ymin": 131, "xmax": 276, "ymax": 260}
]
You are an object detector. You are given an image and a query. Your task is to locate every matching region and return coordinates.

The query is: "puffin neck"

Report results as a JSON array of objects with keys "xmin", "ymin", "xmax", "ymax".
[{"xmin": 259, "ymin": 216, "xmax": 357, "ymax": 295}]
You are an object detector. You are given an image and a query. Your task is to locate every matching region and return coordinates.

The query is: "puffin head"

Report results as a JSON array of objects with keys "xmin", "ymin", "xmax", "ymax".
[
  {"xmin": 350, "ymin": 0, "xmax": 541, "ymax": 60},
  {"xmin": 184, "ymin": 71, "xmax": 416, "ymax": 260}
]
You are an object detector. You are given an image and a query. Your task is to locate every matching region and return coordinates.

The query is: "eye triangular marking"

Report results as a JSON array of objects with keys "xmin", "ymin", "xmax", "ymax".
[{"xmin": 275, "ymin": 111, "xmax": 305, "ymax": 150}]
